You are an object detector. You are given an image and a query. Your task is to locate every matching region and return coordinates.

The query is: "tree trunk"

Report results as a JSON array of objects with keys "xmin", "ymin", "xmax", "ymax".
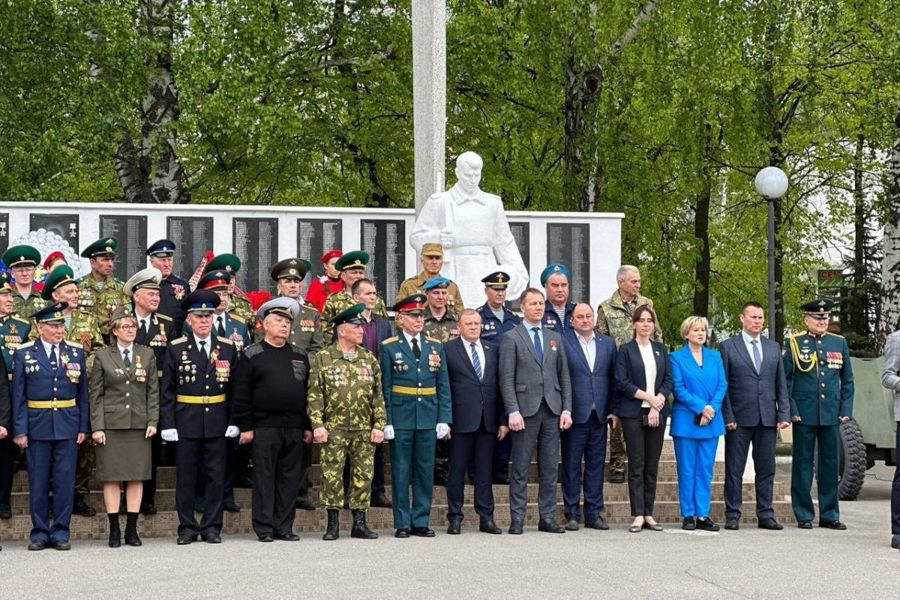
[
  {"xmin": 692, "ymin": 181, "xmax": 711, "ymax": 318},
  {"xmin": 880, "ymin": 106, "xmax": 900, "ymax": 343},
  {"xmin": 846, "ymin": 135, "xmax": 868, "ymax": 338}
]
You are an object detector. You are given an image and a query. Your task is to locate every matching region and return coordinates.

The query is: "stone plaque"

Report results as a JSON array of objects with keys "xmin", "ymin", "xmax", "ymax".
[
  {"xmin": 297, "ymin": 219, "xmax": 343, "ymax": 278},
  {"xmin": 100, "ymin": 215, "xmax": 147, "ymax": 281},
  {"xmin": 233, "ymin": 218, "xmax": 279, "ymax": 293},
  {"xmin": 507, "ymin": 221, "xmax": 531, "ymax": 309},
  {"xmin": 361, "ymin": 219, "xmax": 405, "ymax": 306},
  {"xmin": 547, "ymin": 223, "xmax": 590, "ymax": 304},
  {"xmin": 0, "ymin": 213, "xmax": 8, "ymax": 255},
  {"xmin": 167, "ymin": 217, "xmax": 213, "ymax": 283},
  {"xmin": 30, "ymin": 214, "xmax": 79, "ymax": 253}
]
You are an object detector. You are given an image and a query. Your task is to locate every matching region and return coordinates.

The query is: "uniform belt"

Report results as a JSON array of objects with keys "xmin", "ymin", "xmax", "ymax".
[
  {"xmin": 177, "ymin": 394, "xmax": 225, "ymax": 405},
  {"xmin": 27, "ymin": 399, "xmax": 76, "ymax": 410},
  {"xmin": 391, "ymin": 385, "xmax": 436, "ymax": 395}
]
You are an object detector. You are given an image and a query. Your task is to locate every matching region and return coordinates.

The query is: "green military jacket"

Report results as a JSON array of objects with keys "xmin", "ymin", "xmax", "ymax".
[
  {"xmin": 254, "ymin": 300, "xmax": 324, "ymax": 354},
  {"xmin": 423, "ymin": 306, "xmax": 459, "ymax": 343},
  {"xmin": 321, "ymin": 290, "xmax": 389, "ymax": 340},
  {"xmin": 307, "ymin": 344, "xmax": 385, "ymax": 432},
  {"xmin": 229, "ymin": 294, "xmax": 257, "ymax": 333},
  {"xmin": 11, "ymin": 286, "xmax": 46, "ymax": 320},
  {"xmin": 783, "ymin": 331, "xmax": 854, "ymax": 426},
  {"xmin": 595, "ymin": 290, "xmax": 661, "ymax": 347},
  {"xmin": 397, "ymin": 272, "xmax": 464, "ymax": 311},
  {"xmin": 77, "ymin": 275, "xmax": 126, "ymax": 337},
  {"xmin": 28, "ymin": 308, "xmax": 105, "ymax": 354},
  {"xmin": 89, "ymin": 344, "xmax": 160, "ymax": 431}
]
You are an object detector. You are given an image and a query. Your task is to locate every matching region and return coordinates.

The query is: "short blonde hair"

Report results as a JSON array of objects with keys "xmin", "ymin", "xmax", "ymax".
[{"xmin": 680, "ymin": 315, "xmax": 709, "ymax": 339}]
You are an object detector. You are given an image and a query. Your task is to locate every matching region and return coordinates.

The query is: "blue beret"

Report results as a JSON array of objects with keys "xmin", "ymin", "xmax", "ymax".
[
  {"xmin": 540, "ymin": 263, "xmax": 570, "ymax": 286},
  {"xmin": 423, "ymin": 277, "xmax": 452, "ymax": 291}
]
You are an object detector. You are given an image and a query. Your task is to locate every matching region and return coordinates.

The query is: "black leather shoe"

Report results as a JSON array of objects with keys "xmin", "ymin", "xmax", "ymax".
[
  {"xmin": 757, "ymin": 518, "xmax": 783, "ymax": 530},
  {"xmin": 27, "ymin": 540, "xmax": 48, "ymax": 551},
  {"xmin": 276, "ymin": 532, "xmax": 301, "ymax": 541},
  {"xmin": 73, "ymin": 497, "xmax": 96, "ymax": 517},
  {"xmin": 223, "ymin": 501, "xmax": 241, "ymax": 513},
  {"xmin": 411, "ymin": 527, "xmax": 435, "ymax": 537},
  {"xmin": 447, "ymin": 521, "xmax": 461, "ymax": 535},
  {"xmin": 891, "ymin": 534, "xmax": 900, "ymax": 549},
  {"xmin": 52, "ymin": 540, "xmax": 71, "ymax": 551},
  {"xmin": 538, "ymin": 517, "xmax": 565, "ymax": 533},
  {"xmin": 508, "ymin": 519, "xmax": 524, "ymax": 535},
  {"xmin": 819, "ymin": 520, "xmax": 847, "ymax": 530},
  {"xmin": 584, "ymin": 516, "xmax": 609, "ymax": 530},
  {"xmin": 0, "ymin": 505, "xmax": 12, "ymax": 519},
  {"xmin": 564, "ymin": 518, "xmax": 579, "ymax": 531},
  {"xmin": 140, "ymin": 504, "xmax": 157, "ymax": 516},
  {"xmin": 696, "ymin": 517, "xmax": 720, "ymax": 532},
  {"xmin": 479, "ymin": 520, "xmax": 502, "ymax": 534},
  {"xmin": 609, "ymin": 471, "xmax": 626, "ymax": 484},
  {"xmin": 395, "ymin": 528, "xmax": 410, "ymax": 538},
  {"xmin": 176, "ymin": 534, "xmax": 197, "ymax": 545},
  {"xmin": 258, "ymin": 533, "xmax": 274, "ymax": 542},
  {"xmin": 682, "ymin": 517, "xmax": 696, "ymax": 531},
  {"xmin": 202, "ymin": 533, "xmax": 222, "ymax": 543},
  {"xmin": 724, "ymin": 519, "xmax": 739, "ymax": 530},
  {"xmin": 370, "ymin": 491, "xmax": 393, "ymax": 508},
  {"xmin": 797, "ymin": 521, "xmax": 813, "ymax": 529},
  {"xmin": 295, "ymin": 497, "xmax": 316, "ymax": 511}
]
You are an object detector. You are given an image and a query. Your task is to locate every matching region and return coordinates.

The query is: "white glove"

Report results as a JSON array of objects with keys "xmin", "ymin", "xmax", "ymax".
[
  {"xmin": 225, "ymin": 425, "xmax": 240, "ymax": 438},
  {"xmin": 383, "ymin": 425, "xmax": 395, "ymax": 441},
  {"xmin": 436, "ymin": 423, "xmax": 450, "ymax": 439},
  {"xmin": 161, "ymin": 429, "xmax": 179, "ymax": 442}
]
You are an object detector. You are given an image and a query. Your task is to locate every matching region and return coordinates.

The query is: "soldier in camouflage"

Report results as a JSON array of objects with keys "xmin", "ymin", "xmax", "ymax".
[
  {"xmin": 396, "ymin": 243, "xmax": 465, "ymax": 312},
  {"xmin": 595, "ymin": 265, "xmax": 661, "ymax": 484},
  {"xmin": 422, "ymin": 277, "xmax": 460, "ymax": 344},
  {"xmin": 321, "ymin": 251, "xmax": 389, "ymax": 340},
  {"xmin": 77, "ymin": 237, "xmax": 126, "ymax": 344},
  {"xmin": 308, "ymin": 303, "xmax": 385, "ymax": 541},
  {"xmin": 2, "ymin": 245, "xmax": 47, "ymax": 319}
]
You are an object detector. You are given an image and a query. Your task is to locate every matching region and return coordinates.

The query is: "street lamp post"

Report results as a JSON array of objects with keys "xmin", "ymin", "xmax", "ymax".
[{"xmin": 754, "ymin": 166, "xmax": 789, "ymax": 341}]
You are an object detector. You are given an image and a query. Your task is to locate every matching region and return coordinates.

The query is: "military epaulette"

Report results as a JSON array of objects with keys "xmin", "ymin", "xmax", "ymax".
[
  {"xmin": 16, "ymin": 340, "xmax": 35, "ymax": 350},
  {"xmin": 243, "ymin": 343, "xmax": 264, "ymax": 359},
  {"xmin": 217, "ymin": 336, "xmax": 234, "ymax": 345},
  {"xmin": 425, "ymin": 336, "xmax": 442, "ymax": 344},
  {"xmin": 11, "ymin": 316, "xmax": 29, "ymax": 324},
  {"xmin": 65, "ymin": 341, "xmax": 83, "ymax": 349},
  {"xmin": 229, "ymin": 313, "xmax": 246, "ymax": 324},
  {"xmin": 170, "ymin": 337, "xmax": 188, "ymax": 346},
  {"xmin": 381, "ymin": 336, "xmax": 399, "ymax": 345},
  {"xmin": 156, "ymin": 313, "xmax": 173, "ymax": 322},
  {"xmin": 825, "ymin": 331, "xmax": 845, "ymax": 339}
]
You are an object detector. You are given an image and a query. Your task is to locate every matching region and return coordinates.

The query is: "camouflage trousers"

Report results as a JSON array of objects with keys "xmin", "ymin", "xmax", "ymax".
[
  {"xmin": 320, "ymin": 430, "xmax": 374, "ymax": 510},
  {"xmin": 608, "ymin": 425, "xmax": 626, "ymax": 474},
  {"xmin": 75, "ymin": 440, "xmax": 96, "ymax": 496}
]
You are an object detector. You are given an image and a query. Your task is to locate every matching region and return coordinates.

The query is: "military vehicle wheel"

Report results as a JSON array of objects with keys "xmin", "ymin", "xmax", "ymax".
[{"xmin": 838, "ymin": 419, "xmax": 867, "ymax": 501}]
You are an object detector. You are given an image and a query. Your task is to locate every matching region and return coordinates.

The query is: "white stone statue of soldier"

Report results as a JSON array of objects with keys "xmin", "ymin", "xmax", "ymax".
[{"xmin": 410, "ymin": 151, "xmax": 529, "ymax": 308}]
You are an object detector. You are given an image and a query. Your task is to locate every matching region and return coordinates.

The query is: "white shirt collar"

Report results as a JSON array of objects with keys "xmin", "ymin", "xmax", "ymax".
[
  {"xmin": 41, "ymin": 340, "xmax": 58, "ymax": 357},
  {"xmin": 741, "ymin": 331, "xmax": 761, "ymax": 344},
  {"xmin": 402, "ymin": 331, "xmax": 420, "ymax": 345},
  {"xmin": 194, "ymin": 335, "xmax": 212, "ymax": 347}
]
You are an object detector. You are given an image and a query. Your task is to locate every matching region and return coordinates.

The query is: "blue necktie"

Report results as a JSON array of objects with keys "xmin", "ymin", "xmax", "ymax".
[
  {"xmin": 470, "ymin": 342, "xmax": 482, "ymax": 379},
  {"xmin": 49, "ymin": 345, "xmax": 58, "ymax": 368},
  {"xmin": 532, "ymin": 327, "xmax": 544, "ymax": 364},
  {"xmin": 751, "ymin": 339, "xmax": 762, "ymax": 374}
]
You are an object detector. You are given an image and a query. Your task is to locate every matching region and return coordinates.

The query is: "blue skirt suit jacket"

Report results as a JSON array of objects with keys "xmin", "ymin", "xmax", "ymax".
[{"xmin": 669, "ymin": 345, "xmax": 727, "ymax": 438}]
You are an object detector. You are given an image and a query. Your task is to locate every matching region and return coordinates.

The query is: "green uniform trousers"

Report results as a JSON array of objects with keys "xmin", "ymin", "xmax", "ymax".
[
  {"xmin": 390, "ymin": 429, "xmax": 437, "ymax": 529},
  {"xmin": 791, "ymin": 424, "xmax": 841, "ymax": 523},
  {"xmin": 320, "ymin": 431, "xmax": 374, "ymax": 510}
]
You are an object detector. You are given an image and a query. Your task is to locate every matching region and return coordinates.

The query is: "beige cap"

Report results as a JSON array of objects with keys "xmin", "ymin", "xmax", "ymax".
[{"xmin": 421, "ymin": 243, "xmax": 443, "ymax": 257}]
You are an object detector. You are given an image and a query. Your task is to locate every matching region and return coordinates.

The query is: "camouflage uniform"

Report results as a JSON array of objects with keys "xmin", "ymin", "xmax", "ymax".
[
  {"xmin": 321, "ymin": 290, "xmax": 389, "ymax": 340},
  {"xmin": 11, "ymin": 287, "xmax": 46, "ymax": 320},
  {"xmin": 77, "ymin": 275, "xmax": 126, "ymax": 340},
  {"xmin": 229, "ymin": 294, "xmax": 257, "ymax": 332},
  {"xmin": 423, "ymin": 306, "xmax": 460, "ymax": 343},
  {"xmin": 397, "ymin": 273, "xmax": 464, "ymax": 312},
  {"xmin": 595, "ymin": 290, "xmax": 661, "ymax": 477},
  {"xmin": 307, "ymin": 344, "xmax": 385, "ymax": 509},
  {"xmin": 27, "ymin": 308, "xmax": 105, "ymax": 353}
]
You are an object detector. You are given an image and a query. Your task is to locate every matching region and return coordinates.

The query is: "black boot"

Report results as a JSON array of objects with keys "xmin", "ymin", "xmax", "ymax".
[
  {"xmin": 322, "ymin": 509, "xmax": 339, "ymax": 541},
  {"xmin": 107, "ymin": 513, "xmax": 121, "ymax": 548},
  {"xmin": 351, "ymin": 509, "xmax": 378, "ymax": 539},
  {"xmin": 125, "ymin": 512, "xmax": 142, "ymax": 547}
]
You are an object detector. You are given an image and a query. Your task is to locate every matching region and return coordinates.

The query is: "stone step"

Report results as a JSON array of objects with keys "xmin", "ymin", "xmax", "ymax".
[{"xmin": 0, "ymin": 499, "xmax": 797, "ymax": 540}]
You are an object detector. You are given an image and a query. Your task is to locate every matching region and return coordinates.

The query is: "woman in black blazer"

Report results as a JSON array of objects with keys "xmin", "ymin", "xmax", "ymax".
[{"xmin": 613, "ymin": 305, "xmax": 673, "ymax": 533}]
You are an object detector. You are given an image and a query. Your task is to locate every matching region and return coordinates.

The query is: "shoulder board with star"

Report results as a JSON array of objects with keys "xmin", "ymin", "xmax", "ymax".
[
  {"xmin": 825, "ymin": 332, "xmax": 845, "ymax": 340},
  {"xmin": 156, "ymin": 313, "xmax": 173, "ymax": 322},
  {"xmin": 17, "ymin": 340, "xmax": 35, "ymax": 350},
  {"xmin": 381, "ymin": 336, "xmax": 399, "ymax": 345},
  {"xmin": 229, "ymin": 313, "xmax": 246, "ymax": 324},
  {"xmin": 216, "ymin": 336, "xmax": 234, "ymax": 345},
  {"xmin": 425, "ymin": 336, "xmax": 442, "ymax": 344},
  {"xmin": 65, "ymin": 341, "xmax": 84, "ymax": 349},
  {"xmin": 170, "ymin": 337, "xmax": 188, "ymax": 346}
]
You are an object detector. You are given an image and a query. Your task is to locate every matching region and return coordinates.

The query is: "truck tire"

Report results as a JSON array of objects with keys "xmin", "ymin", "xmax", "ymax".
[{"xmin": 838, "ymin": 419, "xmax": 866, "ymax": 501}]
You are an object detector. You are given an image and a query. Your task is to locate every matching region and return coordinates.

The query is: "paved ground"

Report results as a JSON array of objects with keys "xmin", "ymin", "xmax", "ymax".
[{"xmin": 3, "ymin": 464, "xmax": 898, "ymax": 599}]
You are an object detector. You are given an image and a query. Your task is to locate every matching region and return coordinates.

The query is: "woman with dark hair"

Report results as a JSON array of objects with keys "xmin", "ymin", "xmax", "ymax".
[{"xmin": 613, "ymin": 305, "xmax": 672, "ymax": 533}]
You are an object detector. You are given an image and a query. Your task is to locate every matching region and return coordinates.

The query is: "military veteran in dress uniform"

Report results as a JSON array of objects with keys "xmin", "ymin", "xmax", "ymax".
[
  {"xmin": 381, "ymin": 294, "xmax": 452, "ymax": 538},
  {"xmin": 89, "ymin": 306, "xmax": 159, "ymax": 548},
  {"xmin": 203, "ymin": 253, "xmax": 256, "ymax": 332},
  {"xmin": 146, "ymin": 239, "xmax": 190, "ymax": 332},
  {"xmin": 160, "ymin": 290, "xmax": 240, "ymax": 545},
  {"xmin": 12, "ymin": 302, "xmax": 90, "ymax": 551},
  {"xmin": 308, "ymin": 303, "xmax": 386, "ymax": 541},
  {"xmin": 3, "ymin": 245, "xmax": 47, "ymax": 318},
  {"xmin": 784, "ymin": 298, "xmax": 854, "ymax": 530},
  {"xmin": 264, "ymin": 257, "xmax": 324, "ymax": 353}
]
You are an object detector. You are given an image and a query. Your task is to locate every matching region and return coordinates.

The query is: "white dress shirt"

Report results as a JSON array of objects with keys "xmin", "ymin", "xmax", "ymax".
[
  {"xmin": 638, "ymin": 341, "xmax": 656, "ymax": 407},
  {"xmin": 194, "ymin": 335, "xmax": 212, "ymax": 356},
  {"xmin": 117, "ymin": 343, "xmax": 135, "ymax": 364},
  {"xmin": 576, "ymin": 332, "xmax": 596, "ymax": 371},
  {"xmin": 464, "ymin": 338, "xmax": 485, "ymax": 377},
  {"xmin": 741, "ymin": 330, "xmax": 763, "ymax": 363}
]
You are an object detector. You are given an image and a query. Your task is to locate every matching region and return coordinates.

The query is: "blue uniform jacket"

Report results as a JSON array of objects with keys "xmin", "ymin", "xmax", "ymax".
[
  {"xmin": 477, "ymin": 303, "xmax": 520, "ymax": 342},
  {"xmin": 1, "ymin": 315, "xmax": 31, "ymax": 378},
  {"xmin": 184, "ymin": 313, "xmax": 251, "ymax": 354},
  {"xmin": 542, "ymin": 301, "xmax": 576, "ymax": 337},
  {"xmin": 12, "ymin": 340, "xmax": 90, "ymax": 440},
  {"xmin": 670, "ymin": 345, "xmax": 727, "ymax": 438},
  {"xmin": 563, "ymin": 333, "xmax": 617, "ymax": 424},
  {"xmin": 380, "ymin": 334, "xmax": 451, "ymax": 430}
]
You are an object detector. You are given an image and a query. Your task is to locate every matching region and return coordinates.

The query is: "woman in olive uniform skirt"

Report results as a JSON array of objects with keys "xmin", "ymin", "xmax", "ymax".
[{"xmin": 90, "ymin": 307, "xmax": 159, "ymax": 547}]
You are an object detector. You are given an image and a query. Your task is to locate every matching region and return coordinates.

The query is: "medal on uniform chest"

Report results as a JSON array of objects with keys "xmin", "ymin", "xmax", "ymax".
[
  {"xmin": 300, "ymin": 319, "xmax": 314, "ymax": 333},
  {"xmin": 428, "ymin": 348, "xmax": 441, "ymax": 372},
  {"xmin": 63, "ymin": 353, "xmax": 81, "ymax": 382},
  {"xmin": 393, "ymin": 352, "xmax": 408, "ymax": 373},
  {"xmin": 134, "ymin": 355, "xmax": 147, "ymax": 381},
  {"xmin": 172, "ymin": 283, "xmax": 185, "ymax": 300}
]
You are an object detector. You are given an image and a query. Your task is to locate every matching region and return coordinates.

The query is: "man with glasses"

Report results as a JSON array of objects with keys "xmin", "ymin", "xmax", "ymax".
[{"xmin": 2, "ymin": 245, "xmax": 47, "ymax": 318}]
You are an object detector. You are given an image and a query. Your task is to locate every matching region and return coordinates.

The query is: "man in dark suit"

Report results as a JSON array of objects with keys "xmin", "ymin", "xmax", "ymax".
[
  {"xmin": 720, "ymin": 301, "xmax": 790, "ymax": 530},
  {"xmin": 445, "ymin": 309, "xmax": 506, "ymax": 535},
  {"xmin": 500, "ymin": 288, "xmax": 572, "ymax": 534},
  {"xmin": 561, "ymin": 304, "xmax": 617, "ymax": 531}
]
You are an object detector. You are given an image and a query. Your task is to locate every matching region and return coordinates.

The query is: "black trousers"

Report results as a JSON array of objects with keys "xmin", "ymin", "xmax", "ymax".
[
  {"xmin": 297, "ymin": 440, "xmax": 313, "ymax": 499},
  {"xmin": 252, "ymin": 427, "xmax": 304, "ymax": 537},
  {"xmin": 176, "ymin": 437, "xmax": 226, "ymax": 537},
  {"xmin": 892, "ymin": 423, "xmax": 900, "ymax": 535},
  {"xmin": 620, "ymin": 411, "xmax": 667, "ymax": 517},
  {"xmin": 724, "ymin": 424, "xmax": 778, "ymax": 520},
  {"xmin": 447, "ymin": 426, "xmax": 496, "ymax": 523},
  {"xmin": 0, "ymin": 437, "xmax": 15, "ymax": 509}
]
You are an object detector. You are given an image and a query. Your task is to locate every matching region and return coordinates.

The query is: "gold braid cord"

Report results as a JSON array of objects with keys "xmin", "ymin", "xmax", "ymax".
[{"xmin": 788, "ymin": 334, "xmax": 817, "ymax": 373}]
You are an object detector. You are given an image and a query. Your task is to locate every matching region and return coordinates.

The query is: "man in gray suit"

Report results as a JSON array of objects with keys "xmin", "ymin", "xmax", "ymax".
[
  {"xmin": 880, "ymin": 329, "xmax": 900, "ymax": 549},
  {"xmin": 720, "ymin": 301, "xmax": 790, "ymax": 530},
  {"xmin": 500, "ymin": 287, "xmax": 572, "ymax": 534}
]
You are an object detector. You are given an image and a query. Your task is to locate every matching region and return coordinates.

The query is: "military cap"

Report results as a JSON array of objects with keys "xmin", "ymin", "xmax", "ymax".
[
  {"xmin": 270, "ymin": 257, "xmax": 311, "ymax": 281},
  {"xmin": 42, "ymin": 251, "xmax": 66, "ymax": 271},
  {"xmin": 198, "ymin": 270, "xmax": 231, "ymax": 291},
  {"xmin": 2, "ymin": 245, "xmax": 40, "ymax": 269},
  {"xmin": 481, "ymin": 271, "xmax": 511, "ymax": 289},
  {"xmin": 41, "ymin": 266, "xmax": 78, "ymax": 300},
  {"xmin": 330, "ymin": 302, "xmax": 367, "ymax": 326},
  {"xmin": 335, "ymin": 250, "xmax": 369, "ymax": 271},
  {"xmin": 110, "ymin": 305, "xmax": 138, "ymax": 325},
  {"xmin": 393, "ymin": 294, "xmax": 426, "ymax": 315},
  {"xmin": 181, "ymin": 289, "xmax": 221, "ymax": 314},
  {"xmin": 0, "ymin": 272, "xmax": 14, "ymax": 294},
  {"xmin": 124, "ymin": 267, "xmax": 163, "ymax": 297},
  {"xmin": 423, "ymin": 277, "xmax": 452, "ymax": 292},
  {"xmin": 146, "ymin": 239, "xmax": 176, "ymax": 257},
  {"xmin": 421, "ymin": 243, "xmax": 444, "ymax": 257},
  {"xmin": 256, "ymin": 296, "xmax": 300, "ymax": 322},
  {"xmin": 81, "ymin": 237, "xmax": 118, "ymax": 259},
  {"xmin": 540, "ymin": 263, "xmax": 571, "ymax": 286},
  {"xmin": 321, "ymin": 249, "xmax": 343, "ymax": 264},
  {"xmin": 801, "ymin": 298, "xmax": 834, "ymax": 318},
  {"xmin": 32, "ymin": 302, "xmax": 68, "ymax": 324},
  {"xmin": 204, "ymin": 253, "xmax": 241, "ymax": 275}
]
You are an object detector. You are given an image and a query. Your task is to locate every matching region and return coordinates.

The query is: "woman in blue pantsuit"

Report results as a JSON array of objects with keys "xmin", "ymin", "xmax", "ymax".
[{"xmin": 670, "ymin": 316, "xmax": 727, "ymax": 532}]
